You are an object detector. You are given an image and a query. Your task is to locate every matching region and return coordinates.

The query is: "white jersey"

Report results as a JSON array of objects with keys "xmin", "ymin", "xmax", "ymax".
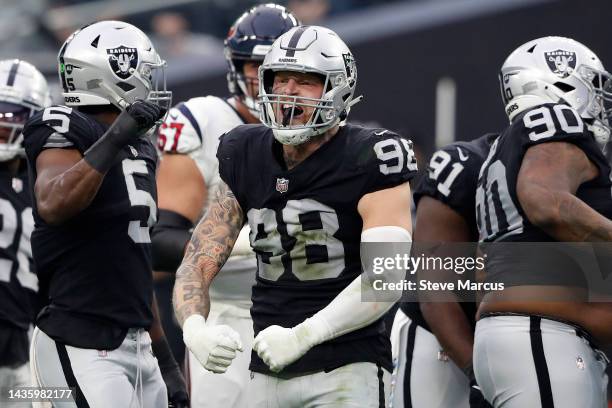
[{"xmin": 159, "ymin": 96, "xmax": 255, "ymax": 309}]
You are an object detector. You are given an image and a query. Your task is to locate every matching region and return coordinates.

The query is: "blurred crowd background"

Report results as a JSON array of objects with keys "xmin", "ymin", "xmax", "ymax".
[{"xmin": 2, "ymin": 0, "xmax": 612, "ymax": 162}]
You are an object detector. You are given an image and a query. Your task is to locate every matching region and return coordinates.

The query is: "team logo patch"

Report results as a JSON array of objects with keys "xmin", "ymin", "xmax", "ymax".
[
  {"xmin": 276, "ymin": 177, "xmax": 289, "ymax": 194},
  {"xmin": 545, "ymin": 49, "xmax": 576, "ymax": 78},
  {"xmin": 576, "ymin": 356, "xmax": 585, "ymax": 370},
  {"xmin": 107, "ymin": 46, "xmax": 138, "ymax": 79}
]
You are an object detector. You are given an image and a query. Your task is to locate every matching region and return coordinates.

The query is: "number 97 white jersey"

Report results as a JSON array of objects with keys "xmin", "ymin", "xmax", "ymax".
[{"xmin": 158, "ymin": 96, "xmax": 254, "ymax": 306}]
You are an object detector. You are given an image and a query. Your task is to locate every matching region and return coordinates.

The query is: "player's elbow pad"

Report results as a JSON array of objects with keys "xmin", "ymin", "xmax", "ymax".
[
  {"xmin": 151, "ymin": 209, "xmax": 194, "ymax": 272},
  {"xmin": 298, "ymin": 226, "xmax": 412, "ymax": 345}
]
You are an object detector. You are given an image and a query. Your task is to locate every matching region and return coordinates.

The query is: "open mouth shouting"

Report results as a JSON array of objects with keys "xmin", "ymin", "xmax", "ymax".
[{"xmin": 281, "ymin": 103, "xmax": 305, "ymax": 126}]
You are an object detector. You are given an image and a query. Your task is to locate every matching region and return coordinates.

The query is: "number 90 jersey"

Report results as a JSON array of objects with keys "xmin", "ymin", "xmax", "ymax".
[
  {"xmin": 476, "ymin": 103, "xmax": 612, "ymax": 286},
  {"xmin": 23, "ymin": 106, "xmax": 158, "ymax": 350},
  {"xmin": 217, "ymin": 123, "xmax": 417, "ymax": 374}
]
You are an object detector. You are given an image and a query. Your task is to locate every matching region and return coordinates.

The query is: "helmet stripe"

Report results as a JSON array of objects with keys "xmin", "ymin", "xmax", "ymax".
[
  {"xmin": 6, "ymin": 60, "xmax": 20, "ymax": 86},
  {"xmin": 285, "ymin": 26, "xmax": 308, "ymax": 58}
]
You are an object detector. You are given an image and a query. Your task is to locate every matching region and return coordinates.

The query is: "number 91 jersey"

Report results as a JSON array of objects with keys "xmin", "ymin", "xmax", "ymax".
[
  {"xmin": 23, "ymin": 106, "xmax": 158, "ymax": 349},
  {"xmin": 217, "ymin": 123, "xmax": 417, "ymax": 374}
]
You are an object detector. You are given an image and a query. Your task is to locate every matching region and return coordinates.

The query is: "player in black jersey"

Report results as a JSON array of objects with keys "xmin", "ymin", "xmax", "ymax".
[
  {"xmin": 392, "ymin": 134, "xmax": 496, "ymax": 408},
  {"xmin": 23, "ymin": 21, "xmax": 183, "ymax": 408},
  {"xmin": 474, "ymin": 37, "xmax": 612, "ymax": 408},
  {"xmin": 173, "ymin": 26, "xmax": 417, "ymax": 407},
  {"xmin": 0, "ymin": 59, "xmax": 49, "ymax": 405}
]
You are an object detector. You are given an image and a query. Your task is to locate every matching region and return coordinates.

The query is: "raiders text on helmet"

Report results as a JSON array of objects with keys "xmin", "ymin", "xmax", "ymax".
[
  {"xmin": 259, "ymin": 25, "xmax": 361, "ymax": 145},
  {"xmin": 225, "ymin": 4, "xmax": 299, "ymax": 116},
  {"xmin": 58, "ymin": 21, "xmax": 172, "ymax": 112},
  {"xmin": 0, "ymin": 59, "xmax": 50, "ymax": 161},
  {"xmin": 499, "ymin": 36, "xmax": 612, "ymax": 144}
]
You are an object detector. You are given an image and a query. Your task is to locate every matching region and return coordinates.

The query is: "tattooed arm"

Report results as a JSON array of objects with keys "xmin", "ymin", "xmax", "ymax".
[
  {"xmin": 173, "ymin": 179, "xmax": 244, "ymax": 326},
  {"xmin": 172, "ymin": 180, "xmax": 245, "ymax": 374}
]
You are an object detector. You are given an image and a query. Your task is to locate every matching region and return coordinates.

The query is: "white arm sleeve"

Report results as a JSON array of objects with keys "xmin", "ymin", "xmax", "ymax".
[{"xmin": 295, "ymin": 226, "xmax": 412, "ymax": 347}]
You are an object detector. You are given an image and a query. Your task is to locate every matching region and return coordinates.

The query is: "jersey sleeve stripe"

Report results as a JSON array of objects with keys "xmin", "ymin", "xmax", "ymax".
[
  {"xmin": 177, "ymin": 103, "xmax": 202, "ymax": 143},
  {"xmin": 43, "ymin": 132, "xmax": 74, "ymax": 148}
]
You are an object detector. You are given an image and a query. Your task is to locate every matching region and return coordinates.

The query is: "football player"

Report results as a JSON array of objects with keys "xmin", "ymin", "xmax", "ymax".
[
  {"xmin": 153, "ymin": 4, "xmax": 298, "ymax": 407},
  {"xmin": 474, "ymin": 36, "xmax": 612, "ymax": 407},
  {"xmin": 0, "ymin": 59, "xmax": 50, "ymax": 406},
  {"xmin": 391, "ymin": 133, "xmax": 497, "ymax": 408},
  {"xmin": 24, "ymin": 21, "xmax": 175, "ymax": 407},
  {"xmin": 173, "ymin": 25, "xmax": 418, "ymax": 407}
]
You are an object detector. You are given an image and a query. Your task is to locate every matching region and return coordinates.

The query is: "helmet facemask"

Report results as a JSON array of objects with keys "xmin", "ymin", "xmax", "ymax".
[
  {"xmin": 0, "ymin": 102, "xmax": 32, "ymax": 161},
  {"xmin": 226, "ymin": 54, "xmax": 262, "ymax": 116},
  {"xmin": 259, "ymin": 66, "xmax": 359, "ymax": 145}
]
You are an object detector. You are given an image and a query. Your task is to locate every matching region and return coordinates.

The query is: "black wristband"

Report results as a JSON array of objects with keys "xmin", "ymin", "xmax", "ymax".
[{"xmin": 83, "ymin": 110, "xmax": 140, "ymax": 173}]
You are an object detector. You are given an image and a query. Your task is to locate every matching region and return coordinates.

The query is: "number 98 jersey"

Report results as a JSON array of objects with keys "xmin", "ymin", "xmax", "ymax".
[
  {"xmin": 217, "ymin": 123, "xmax": 417, "ymax": 374},
  {"xmin": 23, "ymin": 105, "xmax": 158, "ymax": 350}
]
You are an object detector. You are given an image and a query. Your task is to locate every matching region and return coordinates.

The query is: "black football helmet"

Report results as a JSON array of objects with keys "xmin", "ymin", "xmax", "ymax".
[{"xmin": 224, "ymin": 3, "xmax": 299, "ymax": 115}]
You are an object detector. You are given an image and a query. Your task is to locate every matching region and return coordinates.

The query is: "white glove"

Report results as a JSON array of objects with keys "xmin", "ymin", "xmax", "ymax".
[
  {"xmin": 253, "ymin": 320, "xmax": 327, "ymax": 373},
  {"xmin": 182, "ymin": 314, "xmax": 243, "ymax": 374}
]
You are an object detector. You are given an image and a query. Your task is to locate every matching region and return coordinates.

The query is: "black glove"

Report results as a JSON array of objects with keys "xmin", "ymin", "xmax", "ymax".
[
  {"xmin": 152, "ymin": 337, "xmax": 190, "ymax": 408},
  {"xmin": 127, "ymin": 100, "xmax": 166, "ymax": 132},
  {"xmin": 465, "ymin": 364, "xmax": 493, "ymax": 408}
]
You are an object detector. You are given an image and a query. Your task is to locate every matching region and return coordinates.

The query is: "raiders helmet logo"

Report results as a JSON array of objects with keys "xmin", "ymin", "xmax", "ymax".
[
  {"xmin": 107, "ymin": 46, "xmax": 138, "ymax": 79},
  {"xmin": 544, "ymin": 49, "xmax": 576, "ymax": 78},
  {"xmin": 276, "ymin": 177, "xmax": 289, "ymax": 193}
]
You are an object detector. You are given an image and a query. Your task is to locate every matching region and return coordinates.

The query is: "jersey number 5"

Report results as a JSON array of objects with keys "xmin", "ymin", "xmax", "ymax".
[{"xmin": 122, "ymin": 159, "xmax": 157, "ymax": 243}]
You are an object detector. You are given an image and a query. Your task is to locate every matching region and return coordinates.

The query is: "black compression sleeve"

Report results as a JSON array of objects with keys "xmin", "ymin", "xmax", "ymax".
[
  {"xmin": 83, "ymin": 110, "xmax": 139, "ymax": 173},
  {"xmin": 151, "ymin": 209, "xmax": 194, "ymax": 272}
]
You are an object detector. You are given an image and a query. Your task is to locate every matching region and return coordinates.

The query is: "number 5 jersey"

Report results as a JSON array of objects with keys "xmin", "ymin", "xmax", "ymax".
[
  {"xmin": 23, "ymin": 105, "xmax": 158, "ymax": 350},
  {"xmin": 217, "ymin": 123, "xmax": 418, "ymax": 374}
]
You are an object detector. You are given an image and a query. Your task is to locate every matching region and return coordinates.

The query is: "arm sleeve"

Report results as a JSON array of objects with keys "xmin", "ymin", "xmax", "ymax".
[{"xmin": 151, "ymin": 209, "xmax": 194, "ymax": 273}]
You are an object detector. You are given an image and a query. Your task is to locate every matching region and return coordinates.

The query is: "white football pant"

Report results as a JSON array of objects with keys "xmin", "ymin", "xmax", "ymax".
[
  {"xmin": 30, "ymin": 326, "xmax": 167, "ymax": 408},
  {"xmin": 474, "ymin": 314, "xmax": 608, "ymax": 408},
  {"xmin": 389, "ymin": 308, "xmax": 469, "ymax": 408}
]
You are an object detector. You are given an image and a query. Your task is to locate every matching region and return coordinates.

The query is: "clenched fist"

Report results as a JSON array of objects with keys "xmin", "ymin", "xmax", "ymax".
[{"xmin": 182, "ymin": 314, "xmax": 243, "ymax": 374}]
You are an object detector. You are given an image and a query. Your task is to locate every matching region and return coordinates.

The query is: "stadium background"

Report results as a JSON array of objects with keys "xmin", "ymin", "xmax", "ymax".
[{"xmin": 2, "ymin": 0, "xmax": 612, "ymax": 404}]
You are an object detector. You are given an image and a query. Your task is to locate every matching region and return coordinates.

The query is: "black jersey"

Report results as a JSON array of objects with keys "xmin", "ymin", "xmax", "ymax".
[
  {"xmin": 217, "ymin": 123, "xmax": 417, "ymax": 374},
  {"xmin": 0, "ymin": 164, "xmax": 37, "ymax": 365},
  {"xmin": 23, "ymin": 105, "xmax": 158, "ymax": 350},
  {"xmin": 476, "ymin": 103, "xmax": 612, "ymax": 286},
  {"xmin": 401, "ymin": 133, "xmax": 497, "ymax": 330}
]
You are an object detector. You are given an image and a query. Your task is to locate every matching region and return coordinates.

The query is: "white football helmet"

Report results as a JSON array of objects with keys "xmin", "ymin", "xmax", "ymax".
[
  {"xmin": 58, "ymin": 21, "xmax": 171, "ymax": 112},
  {"xmin": 500, "ymin": 36, "xmax": 612, "ymax": 143},
  {"xmin": 258, "ymin": 25, "xmax": 360, "ymax": 145},
  {"xmin": 0, "ymin": 59, "xmax": 51, "ymax": 161}
]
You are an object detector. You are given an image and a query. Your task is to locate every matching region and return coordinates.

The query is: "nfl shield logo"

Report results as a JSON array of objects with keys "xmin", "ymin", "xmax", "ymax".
[
  {"xmin": 544, "ymin": 49, "xmax": 576, "ymax": 78},
  {"xmin": 107, "ymin": 45, "xmax": 138, "ymax": 80},
  {"xmin": 276, "ymin": 178, "xmax": 289, "ymax": 194}
]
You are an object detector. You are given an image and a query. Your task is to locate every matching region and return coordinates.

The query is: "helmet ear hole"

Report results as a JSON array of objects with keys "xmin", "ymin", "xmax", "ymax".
[{"xmin": 554, "ymin": 82, "xmax": 575, "ymax": 92}]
